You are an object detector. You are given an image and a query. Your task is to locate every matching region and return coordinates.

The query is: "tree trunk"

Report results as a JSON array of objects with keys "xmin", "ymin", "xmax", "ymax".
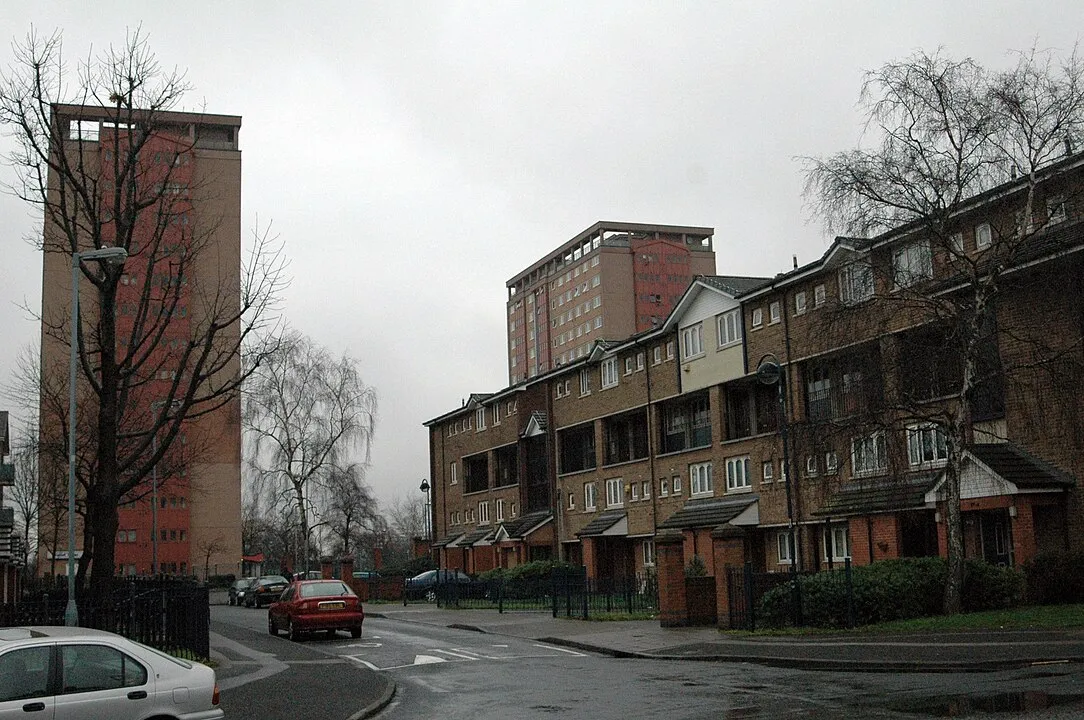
[{"xmin": 943, "ymin": 462, "xmax": 964, "ymax": 615}]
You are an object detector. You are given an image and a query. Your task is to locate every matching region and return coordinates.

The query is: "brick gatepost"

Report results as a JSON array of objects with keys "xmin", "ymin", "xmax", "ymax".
[
  {"xmin": 712, "ymin": 525, "xmax": 746, "ymax": 629},
  {"xmin": 655, "ymin": 530, "xmax": 688, "ymax": 627},
  {"xmin": 340, "ymin": 557, "xmax": 354, "ymax": 580}
]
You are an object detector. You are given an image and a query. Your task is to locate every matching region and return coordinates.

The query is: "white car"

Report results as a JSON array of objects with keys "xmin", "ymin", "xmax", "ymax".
[{"xmin": 0, "ymin": 626, "xmax": 223, "ymax": 720}]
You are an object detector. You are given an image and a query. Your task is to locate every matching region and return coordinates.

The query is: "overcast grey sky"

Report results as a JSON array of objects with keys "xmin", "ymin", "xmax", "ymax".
[{"xmin": 1, "ymin": 2, "xmax": 1081, "ymax": 506}]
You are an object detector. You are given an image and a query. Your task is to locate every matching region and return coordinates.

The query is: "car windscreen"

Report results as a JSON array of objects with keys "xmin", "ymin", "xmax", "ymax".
[
  {"xmin": 260, "ymin": 576, "xmax": 288, "ymax": 586},
  {"xmin": 299, "ymin": 581, "xmax": 354, "ymax": 598}
]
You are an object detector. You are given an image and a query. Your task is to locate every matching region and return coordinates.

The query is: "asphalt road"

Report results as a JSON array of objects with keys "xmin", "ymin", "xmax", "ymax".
[{"xmin": 213, "ymin": 604, "xmax": 1084, "ymax": 719}]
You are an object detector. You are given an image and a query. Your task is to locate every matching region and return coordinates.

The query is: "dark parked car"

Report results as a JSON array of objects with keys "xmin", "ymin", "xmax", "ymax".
[
  {"xmin": 268, "ymin": 579, "xmax": 364, "ymax": 641},
  {"xmin": 405, "ymin": 569, "xmax": 474, "ymax": 602},
  {"xmin": 245, "ymin": 575, "xmax": 289, "ymax": 608},
  {"xmin": 228, "ymin": 577, "xmax": 257, "ymax": 606}
]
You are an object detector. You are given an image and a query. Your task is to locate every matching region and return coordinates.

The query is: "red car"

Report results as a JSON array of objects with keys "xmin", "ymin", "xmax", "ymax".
[{"xmin": 267, "ymin": 579, "xmax": 364, "ymax": 641}]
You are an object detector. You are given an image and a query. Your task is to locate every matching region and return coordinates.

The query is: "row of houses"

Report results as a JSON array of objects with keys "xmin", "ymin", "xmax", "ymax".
[{"xmin": 424, "ymin": 154, "xmax": 1084, "ymax": 583}]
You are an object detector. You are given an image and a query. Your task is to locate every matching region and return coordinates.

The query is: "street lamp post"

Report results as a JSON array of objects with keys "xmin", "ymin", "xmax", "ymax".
[
  {"xmin": 419, "ymin": 479, "xmax": 432, "ymax": 541},
  {"xmin": 756, "ymin": 354, "xmax": 802, "ymax": 572},
  {"xmin": 66, "ymin": 246, "xmax": 128, "ymax": 627}
]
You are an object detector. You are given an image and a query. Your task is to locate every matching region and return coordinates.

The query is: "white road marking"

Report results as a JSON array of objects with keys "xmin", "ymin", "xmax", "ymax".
[
  {"xmin": 345, "ymin": 656, "xmax": 381, "ymax": 671},
  {"xmin": 534, "ymin": 643, "xmax": 587, "ymax": 656},
  {"xmin": 343, "ymin": 642, "xmax": 383, "ymax": 648},
  {"xmin": 414, "ymin": 654, "xmax": 448, "ymax": 665},
  {"xmin": 432, "ymin": 648, "xmax": 478, "ymax": 660},
  {"xmin": 492, "ymin": 644, "xmax": 509, "ymax": 647}
]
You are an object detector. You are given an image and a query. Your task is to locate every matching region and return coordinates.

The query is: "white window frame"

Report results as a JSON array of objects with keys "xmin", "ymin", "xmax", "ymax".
[
  {"xmin": 950, "ymin": 232, "xmax": 965, "ymax": 254},
  {"xmin": 769, "ymin": 301, "xmax": 781, "ymax": 324},
  {"xmin": 636, "ymin": 352, "xmax": 645, "ymax": 371},
  {"xmin": 653, "ymin": 347, "xmax": 662, "ymax": 364},
  {"xmin": 630, "ymin": 482, "xmax": 639, "ymax": 501},
  {"xmin": 751, "ymin": 307, "xmax": 763, "ymax": 328},
  {"xmin": 975, "ymin": 222, "xmax": 992, "ymax": 250},
  {"xmin": 493, "ymin": 405, "xmax": 501, "ymax": 426},
  {"xmin": 681, "ymin": 323, "xmax": 704, "ymax": 359},
  {"xmin": 761, "ymin": 461, "xmax": 774, "ymax": 483},
  {"xmin": 601, "ymin": 358, "xmax": 619, "ymax": 388},
  {"xmin": 641, "ymin": 480, "xmax": 650, "ymax": 499},
  {"xmin": 717, "ymin": 309, "xmax": 742, "ymax": 348},
  {"xmin": 659, "ymin": 479, "xmax": 669, "ymax": 497},
  {"xmin": 624, "ymin": 357, "xmax": 634, "ymax": 375},
  {"xmin": 839, "ymin": 262, "xmax": 874, "ymax": 305},
  {"xmin": 691, "ymin": 462, "xmax": 715, "ymax": 496},
  {"xmin": 1047, "ymin": 195, "xmax": 1067, "ymax": 225},
  {"xmin": 580, "ymin": 368, "xmax": 592, "ymax": 396},
  {"xmin": 605, "ymin": 478, "xmax": 624, "ymax": 508},
  {"xmin": 568, "ymin": 492, "xmax": 576, "ymax": 510},
  {"xmin": 666, "ymin": 341, "xmax": 675, "ymax": 360},
  {"xmin": 672, "ymin": 474, "xmax": 682, "ymax": 494},
  {"xmin": 496, "ymin": 499, "xmax": 505, "ymax": 522},
  {"xmin": 892, "ymin": 240, "xmax": 933, "ymax": 289},
  {"xmin": 724, "ymin": 456, "xmax": 751, "ymax": 493},
  {"xmin": 478, "ymin": 501, "xmax": 491, "ymax": 525},
  {"xmin": 907, "ymin": 423, "xmax": 949, "ymax": 467},
  {"xmin": 794, "ymin": 291, "xmax": 807, "ymax": 316},
  {"xmin": 822, "ymin": 523, "xmax": 851, "ymax": 562},
  {"xmin": 825, "ymin": 451, "xmax": 838, "ymax": 474},
  {"xmin": 851, "ymin": 431, "xmax": 888, "ymax": 477},
  {"xmin": 777, "ymin": 531, "xmax": 795, "ymax": 565},
  {"xmin": 643, "ymin": 540, "xmax": 656, "ymax": 567},
  {"xmin": 449, "ymin": 461, "xmax": 458, "ymax": 485},
  {"xmin": 584, "ymin": 482, "xmax": 597, "ymax": 511},
  {"xmin": 814, "ymin": 284, "xmax": 826, "ymax": 306}
]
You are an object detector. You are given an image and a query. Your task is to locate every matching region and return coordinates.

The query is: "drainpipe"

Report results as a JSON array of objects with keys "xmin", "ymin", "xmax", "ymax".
[{"xmin": 645, "ymin": 337, "xmax": 658, "ymax": 574}]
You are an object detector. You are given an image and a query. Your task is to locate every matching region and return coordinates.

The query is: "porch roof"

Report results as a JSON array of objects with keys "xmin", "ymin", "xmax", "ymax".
[
  {"xmin": 657, "ymin": 495, "xmax": 759, "ymax": 530},
  {"xmin": 576, "ymin": 510, "xmax": 627, "ymax": 537},
  {"xmin": 496, "ymin": 510, "xmax": 552, "ymax": 540},
  {"xmin": 968, "ymin": 444, "xmax": 1076, "ymax": 490},
  {"xmin": 431, "ymin": 533, "xmax": 465, "ymax": 549},
  {"xmin": 459, "ymin": 528, "xmax": 495, "ymax": 547},
  {"xmin": 815, "ymin": 473, "xmax": 937, "ymax": 517}
]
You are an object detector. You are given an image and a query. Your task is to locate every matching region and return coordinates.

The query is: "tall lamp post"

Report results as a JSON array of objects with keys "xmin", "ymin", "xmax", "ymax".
[
  {"xmin": 419, "ymin": 479, "xmax": 432, "ymax": 542},
  {"xmin": 756, "ymin": 354, "xmax": 802, "ymax": 572},
  {"xmin": 66, "ymin": 246, "xmax": 128, "ymax": 627}
]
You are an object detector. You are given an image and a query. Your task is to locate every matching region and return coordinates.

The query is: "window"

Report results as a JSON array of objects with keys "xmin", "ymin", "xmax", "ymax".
[
  {"xmin": 814, "ymin": 284, "xmax": 826, "ymax": 306},
  {"xmin": 776, "ymin": 531, "xmax": 795, "ymax": 564},
  {"xmin": 975, "ymin": 222, "xmax": 992, "ymax": 249},
  {"xmin": 724, "ymin": 457, "xmax": 751, "ymax": 492},
  {"xmin": 839, "ymin": 262, "xmax": 874, "ymax": 304},
  {"xmin": 805, "ymin": 455, "xmax": 818, "ymax": 477},
  {"xmin": 755, "ymin": 460, "xmax": 772, "ymax": 484},
  {"xmin": 659, "ymin": 393, "xmax": 712, "ymax": 452},
  {"xmin": 60, "ymin": 644, "xmax": 147, "ymax": 693},
  {"xmin": 643, "ymin": 540, "xmax": 656, "ymax": 567},
  {"xmin": 714, "ymin": 309, "xmax": 741, "ymax": 348},
  {"xmin": 659, "ymin": 479, "xmax": 669, "ymax": 497},
  {"xmin": 653, "ymin": 347, "xmax": 662, "ymax": 364},
  {"xmin": 630, "ymin": 482, "xmax": 639, "ymax": 501},
  {"xmin": 1047, "ymin": 195, "xmax": 1067, "ymax": 225},
  {"xmin": 595, "ymin": 316, "xmax": 603, "ymax": 329},
  {"xmin": 778, "ymin": 460, "xmax": 788, "ymax": 483},
  {"xmin": 671, "ymin": 474, "xmax": 683, "ymax": 494},
  {"xmin": 580, "ymin": 368, "xmax": 592, "ymax": 395},
  {"xmin": 795, "ymin": 292, "xmax": 807, "ymax": 315},
  {"xmin": 476, "ymin": 408, "xmax": 486, "ymax": 430},
  {"xmin": 604, "ymin": 410, "xmax": 649, "ymax": 465},
  {"xmin": 823, "ymin": 523, "xmax": 851, "ymax": 562},
  {"xmin": 478, "ymin": 501, "xmax": 490, "ymax": 525},
  {"xmin": 666, "ymin": 341, "xmax": 675, "ymax": 360},
  {"xmin": 625, "ymin": 357, "xmax": 634, "ymax": 375},
  {"xmin": 449, "ymin": 461, "xmax": 457, "ymax": 485},
  {"xmin": 606, "ymin": 478, "xmax": 625, "ymax": 507},
  {"xmin": 825, "ymin": 451, "xmax": 838, "ymax": 474},
  {"xmin": 511, "ymin": 503, "xmax": 517, "ymax": 518},
  {"xmin": 950, "ymin": 232, "xmax": 965, "ymax": 254},
  {"xmin": 852, "ymin": 432, "xmax": 888, "ymax": 476},
  {"xmin": 496, "ymin": 499, "xmax": 505, "ymax": 522},
  {"xmin": 751, "ymin": 308, "xmax": 764, "ymax": 328},
  {"xmin": 907, "ymin": 423, "xmax": 948, "ymax": 467},
  {"xmin": 0, "ymin": 646, "xmax": 50, "ymax": 702},
  {"xmin": 559, "ymin": 423, "xmax": 596, "ymax": 474},
  {"xmin": 567, "ymin": 492, "xmax": 576, "ymax": 510},
  {"xmin": 681, "ymin": 323, "xmax": 704, "ymax": 358},
  {"xmin": 641, "ymin": 480, "xmax": 650, "ymax": 499},
  {"xmin": 892, "ymin": 241, "xmax": 933, "ymax": 288},
  {"xmin": 584, "ymin": 482, "xmax": 597, "ymax": 511},
  {"xmin": 636, "ymin": 352, "xmax": 645, "ymax": 371},
  {"xmin": 769, "ymin": 301, "xmax": 781, "ymax": 324},
  {"xmin": 601, "ymin": 358, "xmax": 619, "ymax": 388}
]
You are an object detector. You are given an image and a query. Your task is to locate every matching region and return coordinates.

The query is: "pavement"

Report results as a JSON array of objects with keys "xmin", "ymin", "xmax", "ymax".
[{"xmin": 366, "ymin": 604, "xmax": 1084, "ymax": 673}]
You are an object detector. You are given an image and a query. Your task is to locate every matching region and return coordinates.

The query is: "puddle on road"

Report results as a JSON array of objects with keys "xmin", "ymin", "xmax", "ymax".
[{"xmin": 886, "ymin": 690, "xmax": 1083, "ymax": 716}]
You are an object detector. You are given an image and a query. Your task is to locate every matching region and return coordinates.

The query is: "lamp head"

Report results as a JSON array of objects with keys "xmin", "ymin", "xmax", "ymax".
[{"xmin": 420, "ymin": 479, "xmax": 430, "ymax": 493}]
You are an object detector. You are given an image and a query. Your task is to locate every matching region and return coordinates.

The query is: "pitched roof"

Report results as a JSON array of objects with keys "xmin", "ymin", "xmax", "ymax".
[
  {"xmin": 815, "ymin": 473, "xmax": 938, "ymax": 517},
  {"xmin": 576, "ymin": 510, "xmax": 627, "ymax": 537},
  {"xmin": 497, "ymin": 510, "xmax": 552, "ymax": 540},
  {"xmin": 969, "ymin": 444, "xmax": 1076, "ymax": 490},
  {"xmin": 431, "ymin": 533, "xmax": 465, "ymax": 549},
  {"xmin": 657, "ymin": 495, "xmax": 759, "ymax": 530},
  {"xmin": 458, "ymin": 528, "xmax": 494, "ymax": 546},
  {"xmin": 699, "ymin": 275, "xmax": 772, "ymax": 296}
]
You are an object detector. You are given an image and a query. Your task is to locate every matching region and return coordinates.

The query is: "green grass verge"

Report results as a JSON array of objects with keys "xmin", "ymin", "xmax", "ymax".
[{"xmin": 585, "ymin": 611, "xmax": 658, "ymax": 622}]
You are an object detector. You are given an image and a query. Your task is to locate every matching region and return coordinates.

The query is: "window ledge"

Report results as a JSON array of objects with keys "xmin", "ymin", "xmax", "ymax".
[{"xmin": 725, "ymin": 486, "xmax": 753, "ymax": 495}]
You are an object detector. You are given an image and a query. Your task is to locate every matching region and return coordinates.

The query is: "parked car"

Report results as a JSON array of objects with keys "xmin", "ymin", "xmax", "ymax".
[
  {"xmin": 352, "ymin": 570, "xmax": 381, "ymax": 580},
  {"xmin": 405, "ymin": 569, "xmax": 474, "ymax": 601},
  {"xmin": 0, "ymin": 626, "xmax": 222, "ymax": 719},
  {"xmin": 228, "ymin": 577, "xmax": 257, "ymax": 606},
  {"xmin": 268, "ymin": 579, "xmax": 364, "ymax": 641},
  {"xmin": 291, "ymin": 571, "xmax": 323, "ymax": 581},
  {"xmin": 245, "ymin": 575, "xmax": 290, "ymax": 608}
]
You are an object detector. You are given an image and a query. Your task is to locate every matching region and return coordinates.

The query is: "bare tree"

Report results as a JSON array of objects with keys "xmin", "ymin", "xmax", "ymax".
[
  {"xmin": 322, "ymin": 464, "xmax": 379, "ymax": 558},
  {"xmin": 0, "ymin": 29, "xmax": 287, "ymax": 605},
  {"xmin": 245, "ymin": 330, "xmax": 377, "ymax": 574},
  {"xmin": 8, "ymin": 428, "xmax": 40, "ymax": 571},
  {"xmin": 803, "ymin": 46, "xmax": 1084, "ymax": 613}
]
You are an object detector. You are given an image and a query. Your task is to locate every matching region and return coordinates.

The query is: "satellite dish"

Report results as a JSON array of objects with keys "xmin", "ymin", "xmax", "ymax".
[{"xmin": 756, "ymin": 356, "xmax": 782, "ymax": 385}]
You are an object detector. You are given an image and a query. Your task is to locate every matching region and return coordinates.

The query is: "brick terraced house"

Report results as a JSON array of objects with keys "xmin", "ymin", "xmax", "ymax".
[{"xmin": 426, "ymin": 156, "xmax": 1084, "ymax": 588}]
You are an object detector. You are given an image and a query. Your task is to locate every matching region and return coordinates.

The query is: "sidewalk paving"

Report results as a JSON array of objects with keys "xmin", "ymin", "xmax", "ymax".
[{"xmin": 368, "ymin": 605, "xmax": 1084, "ymax": 672}]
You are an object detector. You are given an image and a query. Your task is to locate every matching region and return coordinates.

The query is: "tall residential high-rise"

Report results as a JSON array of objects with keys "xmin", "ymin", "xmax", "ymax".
[
  {"xmin": 38, "ymin": 104, "xmax": 243, "ymax": 579},
  {"xmin": 506, "ymin": 222, "xmax": 716, "ymax": 383}
]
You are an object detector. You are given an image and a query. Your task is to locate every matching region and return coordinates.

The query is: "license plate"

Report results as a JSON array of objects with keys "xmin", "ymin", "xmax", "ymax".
[{"xmin": 321, "ymin": 601, "xmax": 346, "ymax": 610}]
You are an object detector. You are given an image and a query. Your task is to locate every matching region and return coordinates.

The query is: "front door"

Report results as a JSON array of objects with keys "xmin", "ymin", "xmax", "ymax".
[{"xmin": 979, "ymin": 510, "xmax": 1013, "ymax": 567}]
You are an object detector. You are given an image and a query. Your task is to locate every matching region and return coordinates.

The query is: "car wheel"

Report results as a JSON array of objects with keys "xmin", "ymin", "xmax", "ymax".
[
  {"xmin": 268, "ymin": 615, "xmax": 278, "ymax": 636},
  {"xmin": 288, "ymin": 618, "xmax": 301, "ymax": 642},
  {"xmin": 351, "ymin": 626, "xmax": 362, "ymax": 639},
  {"xmin": 425, "ymin": 589, "xmax": 437, "ymax": 603}
]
